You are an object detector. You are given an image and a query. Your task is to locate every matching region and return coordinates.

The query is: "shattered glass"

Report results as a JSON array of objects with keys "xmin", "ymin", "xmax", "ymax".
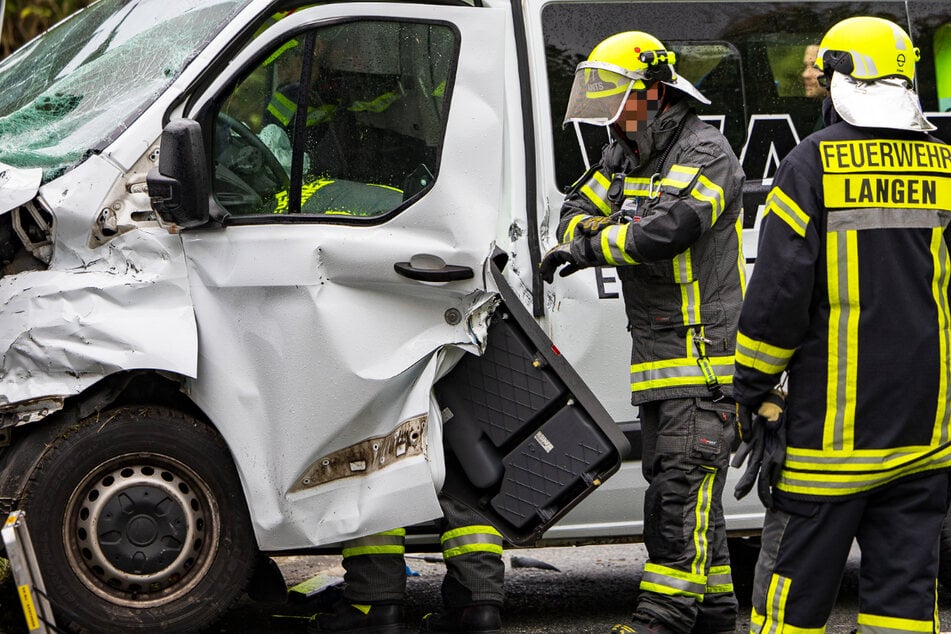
[{"xmin": 0, "ymin": 0, "xmax": 250, "ymax": 180}]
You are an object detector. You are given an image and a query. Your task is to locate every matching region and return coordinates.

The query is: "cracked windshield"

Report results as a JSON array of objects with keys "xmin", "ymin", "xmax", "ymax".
[{"xmin": 0, "ymin": 0, "xmax": 247, "ymax": 179}]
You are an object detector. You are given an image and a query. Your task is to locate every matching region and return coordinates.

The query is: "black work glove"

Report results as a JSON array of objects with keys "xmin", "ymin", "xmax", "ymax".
[
  {"xmin": 576, "ymin": 214, "xmax": 616, "ymax": 236},
  {"xmin": 539, "ymin": 243, "xmax": 578, "ymax": 283},
  {"xmin": 757, "ymin": 413, "xmax": 786, "ymax": 509},
  {"xmin": 732, "ymin": 389, "xmax": 786, "ymax": 509}
]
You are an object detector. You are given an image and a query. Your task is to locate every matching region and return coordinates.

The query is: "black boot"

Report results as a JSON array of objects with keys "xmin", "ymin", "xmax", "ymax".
[
  {"xmin": 307, "ymin": 601, "xmax": 405, "ymax": 633},
  {"xmin": 419, "ymin": 604, "xmax": 501, "ymax": 633}
]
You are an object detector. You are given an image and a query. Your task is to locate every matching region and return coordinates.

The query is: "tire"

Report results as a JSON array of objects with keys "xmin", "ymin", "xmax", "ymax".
[{"xmin": 19, "ymin": 406, "xmax": 257, "ymax": 633}]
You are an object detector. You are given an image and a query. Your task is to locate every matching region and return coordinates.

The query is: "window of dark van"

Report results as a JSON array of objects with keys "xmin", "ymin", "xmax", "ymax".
[
  {"xmin": 211, "ymin": 19, "xmax": 456, "ymax": 220},
  {"xmin": 542, "ymin": 1, "xmax": 950, "ymax": 196}
]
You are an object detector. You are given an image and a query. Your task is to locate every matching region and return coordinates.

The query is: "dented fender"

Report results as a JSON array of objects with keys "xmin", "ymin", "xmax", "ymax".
[{"xmin": 0, "ymin": 156, "xmax": 198, "ymax": 419}]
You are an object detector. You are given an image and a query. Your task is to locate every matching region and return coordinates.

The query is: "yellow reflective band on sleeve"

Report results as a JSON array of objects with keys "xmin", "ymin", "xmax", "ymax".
[
  {"xmin": 764, "ymin": 186, "xmax": 810, "ymax": 237},
  {"xmin": 631, "ymin": 356, "xmax": 734, "ymax": 392},
  {"xmin": 823, "ymin": 174, "xmax": 950, "ymax": 209},
  {"xmin": 820, "ymin": 139, "xmax": 951, "ymax": 173},
  {"xmin": 580, "ymin": 171, "xmax": 613, "ymax": 215},
  {"xmin": 705, "ymin": 565, "xmax": 734, "ymax": 594},
  {"xmin": 691, "ymin": 174, "xmax": 725, "ymax": 225},
  {"xmin": 823, "ymin": 230, "xmax": 859, "ymax": 453},
  {"xmin": 930, "ymin": 228, "xmax": 951, "ymax": 445},
  {"xmin": 662, "ymin": 164, "xmax": 700, "ymax": 189},
  {"xmin": 857, "ymin": 611, "xmax": 936, "ymax": 632},
  {"xmin": 341, "ymin": 528, "xmax": 406, "ymax": 558},
  {"xmin": 639, "ymin": 563, "xmax": 706, "ymax": 599},
  {"xmin": 563, "ymin": 214, "xmax": 585, "ymax": 242},
  {"xmin": 735, "ymin": 331, "xmax": 795, "ymax": 375},
  {"xmin": 441, "ymin": 525, "xmax": 503, "ymax": 559},
  {"xmin": 267, "ymin": 91, "xmax": 296, "ymax": 127},
  {"xmin": 601, "ymin": 223, "xmax": 637, "ymax": 266}
]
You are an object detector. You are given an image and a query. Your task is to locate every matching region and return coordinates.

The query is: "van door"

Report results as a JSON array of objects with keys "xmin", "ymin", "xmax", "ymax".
[{"xmin": 175, "ymin": 5, "xmax": 507, "ymax": 548}]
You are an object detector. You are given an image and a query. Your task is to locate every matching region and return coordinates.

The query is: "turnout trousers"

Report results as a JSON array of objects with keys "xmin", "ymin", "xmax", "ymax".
[
  {"xmin": 637, "ymin": 397, "xmax": 738, "ymax": 633},
  {"xmin": 750, "ymin": 470, "xmax": 951, "ymax": 633},
  {"xmin": 340, "ymin": 496, "xmax": 504, "ymax": 607}
]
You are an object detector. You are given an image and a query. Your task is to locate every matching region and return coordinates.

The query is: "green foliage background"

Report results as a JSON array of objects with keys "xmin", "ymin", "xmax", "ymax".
[{"xmin": 2, "ymin": 0, "xmax": 93, "ymax": 58}]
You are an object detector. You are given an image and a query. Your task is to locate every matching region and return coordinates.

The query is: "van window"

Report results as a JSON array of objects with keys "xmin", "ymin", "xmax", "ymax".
[
  {"xmin": 213, "ymin": 20, "xmax": 456, "ymax": 218},
  {"xmin": 542, "ymin": 1, "xmax": 926, "ymax": 191}
]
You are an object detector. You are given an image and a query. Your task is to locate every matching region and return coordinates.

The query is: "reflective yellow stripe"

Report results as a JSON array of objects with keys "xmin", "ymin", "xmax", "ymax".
[
  {"xmin": 272, "ymin": 178, "xmax": 335, "ymax": 214},
  {"xmin": 690, "ymin": 469, "xmax": 716, "ymax": 577},
  {"xmin": 778, "ymin": 444, "xmax": 951, "ymax": 496},
  {"xmin": 639, "ymin": 562, "xmax": 705, "ymax": 599},
  {"xmin": 765, "ymin": 186, "xmax": 810, "ymax": 237},
  {"xmin": 630, "ymin": 356, "xmax": 734, "ymax": 391},
  {"xmin": 735, "ymin": 216, "xmax": 747, "ymax": 296},
  {"xmin": 267, "ymin": 91, "xmax": 296, "ymax": 126},
  {"xmin": 563, "ymin": 214, "xmax": 585, "ymax": 242},
  {"xmin": 930, "ymin": 227, "xmax": 951, "ymax": 445},
  {"xmin": 622, "ymin": 177, "xmax": 653, "ymax": 197},
  {"xmin": 601, "ymin": 223, "xmax": 636, "ymax": 265},
  {"xmin": 663, "ymin": 164, "xmax": 699, "ymax": 189},
  {"xmin": 857, "ymin": 611, "xmax": 935, "ymax": 632},
  {"xmin": 706, "ymin": 565, "xmax": 733, "ymax": 594},
  {"xmin": 692, "ymin": 173, "xmax": 725, "ymax": 225},
  {"xmin": 441, "ymin": 525, "xmax": 503, "ymax": 559},
  {"xmin": 348, "ymin": 91, "xmax": 401, "ymax": 113},
  {"xmin": 823, "ymin": 230, "xmax": 859, "ymax": 453},
  {"xmin": 342, "ymin": 528, "xmax": 406, "ymax": 558},
  {"xmin": 734, "ymin": 331, "xmax": 794, "ymax": 375},
  {"xmin": 752, "ymin": 604, "xmax": 827, "ymax": 634},
  {"xmin": 580, "ymin": 171, "xmax": 613, "ymax": 215},
  {"xmin": 762, "ymin": 573, "xmax": 793, "ymax": 633}
]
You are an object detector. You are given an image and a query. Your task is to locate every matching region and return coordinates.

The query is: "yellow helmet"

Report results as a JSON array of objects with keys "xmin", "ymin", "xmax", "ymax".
[
  {"xmin": 564, "ymin": 31, "xmax": 708, "ymax": 127},
  {"xmin": 816, "ymin": 16, "xmax": 920, "ymax": 83}
]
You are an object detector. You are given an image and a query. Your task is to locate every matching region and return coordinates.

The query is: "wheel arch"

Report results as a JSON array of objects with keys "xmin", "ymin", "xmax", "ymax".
[{"xmin": 0, "ymin": 370, "xmax": 218, "ymax": 518}]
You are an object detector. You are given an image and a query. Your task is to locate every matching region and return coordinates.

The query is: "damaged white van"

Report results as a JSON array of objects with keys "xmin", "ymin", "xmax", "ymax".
[{"xmin": 0, "ymin": 0, "xmax": 948, "ymax": 632}]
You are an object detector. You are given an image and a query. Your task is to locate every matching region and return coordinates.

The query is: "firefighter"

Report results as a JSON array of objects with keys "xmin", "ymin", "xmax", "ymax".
[
  {"xmin": 732, "ymin": 16, "xmax": 951, "ymax": 632},
  {"xmin": 540, "ymin": 31, "xmax": 745, "ymax": 634},
  {"xmin": 307, "ymin": 496, "xmax": 504, "ymax": 633}
]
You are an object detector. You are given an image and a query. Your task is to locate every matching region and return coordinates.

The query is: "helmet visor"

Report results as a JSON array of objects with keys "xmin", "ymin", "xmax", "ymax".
[{"xmin": 563, "ymin": 61, "xmax": 643, "ymax": 127}]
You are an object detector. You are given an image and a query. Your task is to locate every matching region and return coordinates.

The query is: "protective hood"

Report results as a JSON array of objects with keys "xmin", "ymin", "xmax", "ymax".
[
  {"xmin": 563, "ymin": 61, "xmax": 709, "ymax": 127},
  {"xmin": 830, "ymin": 73, "xmax": 936, "ymax": 132}
]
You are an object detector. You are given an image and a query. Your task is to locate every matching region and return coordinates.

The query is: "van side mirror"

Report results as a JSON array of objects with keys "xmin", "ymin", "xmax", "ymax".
[{"xmin": 147, "ymin": 119, "xmax": 210, "ymax": 229}]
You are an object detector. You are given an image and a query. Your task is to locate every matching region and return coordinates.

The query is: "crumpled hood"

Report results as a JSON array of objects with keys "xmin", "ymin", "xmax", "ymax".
[{"xmin": 0, "ymin": 162, "xmax": 42, "ymax": 215}]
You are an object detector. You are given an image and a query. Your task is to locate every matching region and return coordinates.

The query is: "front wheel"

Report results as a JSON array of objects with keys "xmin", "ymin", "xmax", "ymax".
[{"xmin": 20, "ymin": 406, "xmax": 257, "ymax": 633}]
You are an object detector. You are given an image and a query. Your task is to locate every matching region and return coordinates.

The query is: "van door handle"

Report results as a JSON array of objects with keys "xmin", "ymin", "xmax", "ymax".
[{"xmin": 394, "ymin": 261, "xmax": 474, "ymax": 282}]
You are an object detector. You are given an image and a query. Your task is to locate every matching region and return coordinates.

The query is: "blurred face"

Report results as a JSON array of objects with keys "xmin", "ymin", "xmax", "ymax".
[
  {"xmin": 802, "ymin": 45, "xmax": 828, "ymax": 99},
  {"xmin": 616, "ymin": 84, "xmax": 663, "ymax": 135}
]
